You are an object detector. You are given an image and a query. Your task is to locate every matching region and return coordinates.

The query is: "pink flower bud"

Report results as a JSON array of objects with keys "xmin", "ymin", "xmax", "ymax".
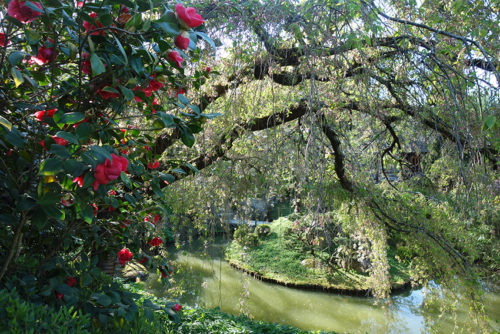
[{"xmin": 175, "ymin": 31, "xmax": 190, "ymax": 50}]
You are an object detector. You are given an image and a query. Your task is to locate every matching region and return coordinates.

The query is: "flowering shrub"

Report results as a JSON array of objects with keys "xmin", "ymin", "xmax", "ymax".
[{"xmin": 0, "ymin": 0, "xmax": 213, "ymax": 327}]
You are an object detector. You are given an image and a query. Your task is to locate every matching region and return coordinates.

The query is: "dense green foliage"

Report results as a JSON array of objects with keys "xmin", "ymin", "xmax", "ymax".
[
  {"xmin": 0, "ymin": 289, "xmax": 92, "ymax": 334},
  {"xmin": 1, "ymin": 0, "xmax": 499, "ymax": 332},
  {"xmin": 0, "ymin": 285, "xmax": 335, "ymax": 334},
  {"xmin": 226, "ymin": 216, "xmax": 410, "ymax": 292}
]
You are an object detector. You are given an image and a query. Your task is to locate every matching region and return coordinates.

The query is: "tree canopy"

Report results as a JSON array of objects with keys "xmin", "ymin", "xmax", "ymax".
[{"xmin": 0, "ymin": 0, "xmax": 498, "ymax": 331}]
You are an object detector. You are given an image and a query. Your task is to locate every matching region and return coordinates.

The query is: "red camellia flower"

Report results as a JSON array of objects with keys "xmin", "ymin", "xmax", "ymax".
[
  {"xmin": 34, "ymin": 108, "xmax": 57, "ymax": 121},
  {"xmin": 81, "ymin": 52, "xmax": 91, "ymax": 75},
  {"xmin": 175, "ymin": 31, "xmax": 190, "ymax": 50},
  {"xmin": 139, "ymin": 256, "xmax": 148, "ymax": 264},
  {"xmin": 56, "ymin": 292, "xmax": 63, "ymax": 299},
  {"xmin": 0, "ymin": 33, "xmax": 8, "ymax": 47},
  {"xmin": 97, "ymin": 85, "xmax": 120, "ymax": 100},
  {"xmin": 149, "ymin": 237, "xmax": 163, "ymax": 247},
  {"xmin": 169, "ymin": 88, "xmax": 186, "ymax": 98},
  {"xmin": 117, "ymin": 247, "xmax": 133, "ymax": 266},
  {"xmin": 51, "ymin": 136, "xmax": 68, "ymax": 146},
  {"xmin": 173, "ymin": 303, "xmax": 182, "ymax": 312},
  {"xmin": 204, "ymin": 66, "xmax": 211, "ymax": 73},
  {"xmin": 73, "ymin": 118, "xmax": 88, "ymax": 129},
  {"xmin": 93, "ymin": 153, "xmax": 128, "ymax": 191},
  {"xmin": 120, "ymin": 219, "xmax": 131, "ymax": 229},
  {"xmin": 40, "ymin": 136, "xmax": 67, "ymax": 150},
  {"xmin": 83, "ymin": 12, "xmax": 105, "ymax": 36},
  {"xmin": 154, "ymin": 214, "xmax": 160, "ymax": 224},
  {"xmin": 175, "ymin": 4, "xmax": 204, "ymax": 28},
  {"xmin": 32, "ymin": 43, "xmax": 58, "ymax": 65},
  {"xmin": 73, "ymin": 175, "xmax": 84, "ymax": 187},
  {"xmin": 148, "ymin": 161, "xmax": 160, "ymax": 169},
  {"xmin": 91, "ymin": 203, "xmax": 98, "ymax": 216},
  {"xmin": 168, "ymin": 51, "xmax": 184, "ymax": 68},
  {"xmin": 8, "ymin": 0, "xmax": 42, "ymax": 23},
  {"xmin": 66, "ymin": 276, "xmax": 77, "ymax": 287},
  {"xmin": 143, "ymin": 79, "xmax": 163, "ymax": 97},
  {"xmin": 61, "ymin": 198, "xmax": 73, "ymax": 206}
]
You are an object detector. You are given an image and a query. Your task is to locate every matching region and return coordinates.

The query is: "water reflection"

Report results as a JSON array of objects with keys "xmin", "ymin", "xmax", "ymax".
[{"xmin": 147, "ymin": 245, "xmax": 500, "ymax": 333}]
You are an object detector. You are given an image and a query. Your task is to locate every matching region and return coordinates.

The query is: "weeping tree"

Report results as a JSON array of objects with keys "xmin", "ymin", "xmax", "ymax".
[{"xmin": 150, "ymin": 0, "xmax": 499, "ymax": 307}]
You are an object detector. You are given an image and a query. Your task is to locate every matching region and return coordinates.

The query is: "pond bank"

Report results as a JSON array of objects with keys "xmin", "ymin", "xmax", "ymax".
[
  {"xmin": 225, "ymin": 217, "xmax": 412, "ymax": 295},
  {"xmin": 145, "ymin": 250, "xmax": 500, "ymax": 333},
  {"xmin": 228, "ymin": 260, "xmax": 413, "ymax": 297}
]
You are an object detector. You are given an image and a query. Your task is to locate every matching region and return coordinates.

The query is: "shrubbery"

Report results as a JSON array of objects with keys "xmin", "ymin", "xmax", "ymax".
[
  {"xmin": 0, "ymin": 0, "xmax": 214, "ymax": 329},
  {"xmin": 233, "ymin": 224, "xmax": 259, "ymax": 247},
  {"xmin": 0, "ymin": 288, "xmax": 93, "ymax": 334}
]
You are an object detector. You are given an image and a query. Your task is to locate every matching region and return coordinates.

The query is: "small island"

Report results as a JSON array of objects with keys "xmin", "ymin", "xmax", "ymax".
[{"xmin": 226, "ymin": 216, "xmax": 412, "ymax": 296}]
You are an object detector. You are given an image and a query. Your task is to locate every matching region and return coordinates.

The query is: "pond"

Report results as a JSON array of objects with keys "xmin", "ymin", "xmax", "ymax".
[{"xmin": 146, "ymin": 241, "xmax": 500, "ymax": 333}]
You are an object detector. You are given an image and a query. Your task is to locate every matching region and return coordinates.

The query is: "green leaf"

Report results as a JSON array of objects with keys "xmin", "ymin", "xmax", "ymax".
[
  {"xmin": 61, "ymin": 112, "xmax": 85, "ymax": 125},
  {"xmin": 90, "ymin": 53, "xmax": 106, "ymax": 75},
  {"xmin": 39, "ymin": 158, "xmax": 63, "ymax": 175},
  {"xmin": 0, "ymin": 116, "xmax": 12, "ymax": 131},
  {"xmin": 124, "ymin": 193, "xmax": 136, "ymax": 205},
  {"xmin": 76, "ymin": 122, "xmax": 91, "ymax": 140},
  {"xmin": 55, "ymin": 131, "xmax": 79, "ymax": 144},
  {"xmin": 189, "ymin": 104, "xmax": 200, "ymax": 115},
  {"xmin": 24, "ymin": 1, "xmax": 43, "ymax": 13},
  {"xmin": 89, "ymin": 146, "xmax": 112, "ymax": 162},
  {"xmin": 183, "ymin": 162, "xmax": 199, "ymax": 174},
  {"xmin": 151, "ymin": 178, "xmax": 162, "ymax": 197},
  {"xmin": 157, "ymin": 112, "xmax": 176, "ymax": 128},
  {"xmin": 99, "ymin": 13, "xmax": 113, "ymax": 26},
  {"xmin": 200, "ymin": 112, "xmax": 221, "ymax": 119},
  {"xmin": 171, "ymin": 168, "xmax": 186, "ymax": 175},
  {"xmin": 49, "ymin": 145, "xmax": 71, "ymax": 159},
  {"xmin": 120, "ymin": 171, "xmax": 132, "ymax": 189},
  {"xmin": 159, "ymin": 173, "xmax": 175, "ymax": 183},
  {"xmin": 130, "ymin": 55, "xmax": 144, "ymax": 74},
  {"xmin": 4, "ymin": 126, "xmax": 25, "ymax": 147},
  {"xmin": 25, "ymin": 28, "xmax": 41, "ymax": 45},
  {"xmin": 63, "ymin": 160, "xmax": 87, "ymax": 177},
  {"xmin": 177, "ymin": 94, "xmax": 190, "ymax": 105},
  {"xmin": 112, "ymin": 34, "xmax": 128, "ymax": 65},
  {"xmin": 92, "ymin": 293, "xmax": 112, "ymax": 307},
  {"xmin": 42, "ymin": 203, "xmax": 64, "ymax": 220},
  {"xmin": 62, "ymin": 9, "xmax": 78, "ymax": 28},
  {"xmin": 23, "ymin": 72, "xmax": 39, "ymax": 88},
  {"xmin": 119, "ymin": 85, "xmax": 134, "ymax": 101},
  {"xmin": 80, "ymin": 204, "xmax": 94, "ymax": 224},
  {"xmin": 195, "ymin": 32, "xmax": 216, "ymax": 55},
  {"xmin": 8, "ymin": 51, "xmax": 27, "ymax": 66},
  {"xmin": 155, "ymin": 22, "xmax": 179, "ymax": 36},
  {"xmin": 11, "ymin": 68, "xmax": 24, "ymax": 87},
  {"xmin": 18, "ymin": 196, "xmax": 37, "ymax": 211},
  {"xmin": 180, "ymin": 128, "xmax": 195, "ymax": 147},
  {"xmin": 483, "ymin": 115, "xmax": 497, "ymax": 130}
]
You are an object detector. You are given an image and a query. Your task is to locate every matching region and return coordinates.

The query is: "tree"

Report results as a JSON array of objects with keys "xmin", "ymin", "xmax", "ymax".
[
  {"xmin": 0, "ymin": 0, "xmax": 214, "ymax": 325},
  {"xmin": 153, "ymin": 0, "xmax": 499, "ymax": 303}
]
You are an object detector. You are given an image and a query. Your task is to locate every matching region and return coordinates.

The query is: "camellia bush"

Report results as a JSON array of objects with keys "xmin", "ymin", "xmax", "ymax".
[{"xmin": 0, "ymin": 0, "xmax": 214, "ymax": 326}]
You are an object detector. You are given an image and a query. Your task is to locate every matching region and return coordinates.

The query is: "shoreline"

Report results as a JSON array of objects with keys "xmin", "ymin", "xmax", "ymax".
[{"xmin": 228, "ymin": 260, "xmax": 413, "ymax": 297}]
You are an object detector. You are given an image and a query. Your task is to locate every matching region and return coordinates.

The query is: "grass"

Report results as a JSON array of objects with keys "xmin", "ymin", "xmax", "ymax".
[{"xmin": 226, "ymin": 217, "xmax": 411, "ymax": 293}]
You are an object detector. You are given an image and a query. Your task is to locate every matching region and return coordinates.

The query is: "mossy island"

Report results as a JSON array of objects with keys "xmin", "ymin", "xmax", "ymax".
[{"xmin": 226, "ymin": 215, "xmax": 412, "ymax": 296}]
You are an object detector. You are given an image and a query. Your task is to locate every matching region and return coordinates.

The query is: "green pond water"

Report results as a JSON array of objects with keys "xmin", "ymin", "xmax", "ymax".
[{"xmin": 146, "ymin": 243, "xmax": 500, "ymax": 333}]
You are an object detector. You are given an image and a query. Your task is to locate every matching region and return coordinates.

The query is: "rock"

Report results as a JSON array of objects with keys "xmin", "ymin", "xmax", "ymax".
[
  {"xmin": 301, "ymin": 258, "xmax": 315, "ymax": 268},
  {"xmin": 121, "ymin": 261, "xmax": 149, "ymax": 282}
]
